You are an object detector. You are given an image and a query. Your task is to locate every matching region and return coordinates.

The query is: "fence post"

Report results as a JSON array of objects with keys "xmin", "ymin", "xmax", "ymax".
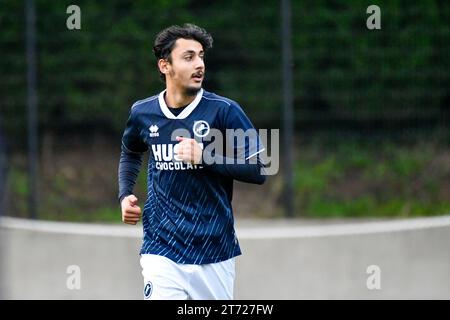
[
  {"xmin": 281, "ymin": 0, "xmax": 294, "ymax": 217},
  {"xmin": 26, "ymin": 0, "xmax": 38, "ymax": 219}
]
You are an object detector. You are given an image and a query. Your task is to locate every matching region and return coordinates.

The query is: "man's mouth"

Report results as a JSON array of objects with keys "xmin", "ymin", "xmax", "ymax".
[{"xmin": 191, "ymin": 72, "xmax": 204, "ymax": 81}]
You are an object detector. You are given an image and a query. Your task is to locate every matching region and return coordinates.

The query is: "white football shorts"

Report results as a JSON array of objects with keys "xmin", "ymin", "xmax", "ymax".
[{"xmin": 140, "ymin": 254, "xmax": 235, "ymax": 300}]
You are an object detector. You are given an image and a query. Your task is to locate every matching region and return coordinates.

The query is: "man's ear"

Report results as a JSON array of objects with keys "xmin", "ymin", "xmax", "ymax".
[{"xmin": 158, "ymin": 59, "xmax": 169, "ymax": 76}]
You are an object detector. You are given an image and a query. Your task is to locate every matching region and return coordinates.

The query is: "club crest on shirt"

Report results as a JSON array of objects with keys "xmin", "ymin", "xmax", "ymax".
[
  {"xmin": 149, "ymin": 125, "xmax": 159, "ymax": 137},
  {"xmin": 144, "ymin": 281, "xmax": 153, "ymax": 299},
  {"xmin": 193, "ymin": 120, "xmax": 210, "ymax": 138}
]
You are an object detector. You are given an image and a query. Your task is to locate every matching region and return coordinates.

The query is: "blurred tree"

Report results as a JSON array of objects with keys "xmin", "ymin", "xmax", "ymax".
[{"xmin": 0, "ymin": 0, "xmax": 448, "ymax": 145}]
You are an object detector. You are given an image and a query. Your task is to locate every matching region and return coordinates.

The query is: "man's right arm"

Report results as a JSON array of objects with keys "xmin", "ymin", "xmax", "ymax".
[
  {"xmin": 118, "ymin": 147, "xmax": 143, "ymax": 203},
  {"xmin": 118, "ymin": 107, "xmax": 148, "ymax": 224},
  {"xmin": 118, "ymin": 148, "xmax": 143, "ymax": 225}
]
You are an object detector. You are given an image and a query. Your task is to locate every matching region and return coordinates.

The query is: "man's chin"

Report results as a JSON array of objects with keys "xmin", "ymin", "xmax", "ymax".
[{"xmin": 185, "ymin": 85, "xmax": 202, "ymax": 96}]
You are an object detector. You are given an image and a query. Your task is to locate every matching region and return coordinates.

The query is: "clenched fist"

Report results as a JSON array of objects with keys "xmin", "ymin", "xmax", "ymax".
[
  {"xmin": 174, "ymin": 136, "xmax": 203, "ymax": 164},
  {"xmin": 121, "ymin": 194, "xmax": 141, "ymax": 225}
]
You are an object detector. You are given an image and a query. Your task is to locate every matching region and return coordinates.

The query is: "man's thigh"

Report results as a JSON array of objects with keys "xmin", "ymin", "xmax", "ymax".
[
  {"xmin": 140, "ymin": 254, "xmax": 189, "ymax": 300},
  {"xmin": 188, "ymin": 258, "xmax": 235, "ymax": 300}
]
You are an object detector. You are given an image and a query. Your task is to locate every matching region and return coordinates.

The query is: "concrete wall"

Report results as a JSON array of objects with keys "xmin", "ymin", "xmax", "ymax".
[{"xmin": 1, "ymin": 216, "xmax": 449, "ymax": 299}]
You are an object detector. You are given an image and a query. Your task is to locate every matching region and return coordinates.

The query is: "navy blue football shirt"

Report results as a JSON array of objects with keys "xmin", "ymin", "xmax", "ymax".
[{"xmin": 118, "ymin": 89, "xmax": 266, "ymax": 264}]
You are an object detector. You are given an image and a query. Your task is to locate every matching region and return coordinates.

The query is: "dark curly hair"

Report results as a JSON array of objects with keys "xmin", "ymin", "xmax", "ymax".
[{"xmin": 153, "ymin": 23, "xmax": 213, "ymax": 81}]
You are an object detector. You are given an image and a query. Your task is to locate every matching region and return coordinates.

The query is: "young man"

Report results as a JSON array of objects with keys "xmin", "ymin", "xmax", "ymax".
[{"xmin": 118, "ymin": 24, "xmax": 266, "ymax": 300}]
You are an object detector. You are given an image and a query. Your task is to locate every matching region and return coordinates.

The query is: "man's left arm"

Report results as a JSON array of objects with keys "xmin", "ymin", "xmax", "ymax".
[{"xmin": 175, "ymin": 103, "xmax": 267, "ymax": 184}]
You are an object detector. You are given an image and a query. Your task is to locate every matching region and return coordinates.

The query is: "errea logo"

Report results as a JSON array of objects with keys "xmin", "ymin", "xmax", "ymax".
[{"xmin": 149, "ymin": 125, "xmax": 159, "ymax": 137}]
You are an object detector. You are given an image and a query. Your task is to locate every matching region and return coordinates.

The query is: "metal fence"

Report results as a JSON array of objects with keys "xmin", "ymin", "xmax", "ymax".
[{"xmin": 0, "ymin": 1, "xmax": 449, "ymax": 218}]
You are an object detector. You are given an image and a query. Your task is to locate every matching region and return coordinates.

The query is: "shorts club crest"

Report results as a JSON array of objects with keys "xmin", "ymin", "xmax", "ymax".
[{"xmin": 143, "ymin": 281, "xmax": 153, "ymax": 299}]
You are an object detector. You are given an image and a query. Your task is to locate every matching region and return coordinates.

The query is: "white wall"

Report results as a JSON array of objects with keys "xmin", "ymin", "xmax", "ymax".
[{"xmin": 1, "ymin": 216, "xmax": 449, "ymax": 299}]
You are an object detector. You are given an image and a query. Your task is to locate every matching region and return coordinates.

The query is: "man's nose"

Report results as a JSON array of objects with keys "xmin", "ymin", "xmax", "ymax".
[{"xmin": 194, "ymin": 56, "xmax": 204, "ymax": 69}]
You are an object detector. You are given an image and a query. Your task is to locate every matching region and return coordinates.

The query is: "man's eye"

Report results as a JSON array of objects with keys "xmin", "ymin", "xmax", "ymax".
[{"xmin": 185, "ymin": 56, "xmax": 192, "ymax": 61}]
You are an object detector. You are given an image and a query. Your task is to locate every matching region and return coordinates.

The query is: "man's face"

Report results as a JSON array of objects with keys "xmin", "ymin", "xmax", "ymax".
[{"xmin": 163, "ymin": 38, "xmax": 205, "ymax": 95}]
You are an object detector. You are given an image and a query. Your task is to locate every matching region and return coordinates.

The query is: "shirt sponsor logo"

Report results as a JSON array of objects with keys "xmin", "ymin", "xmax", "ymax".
[{"xmin": 151, "ymin": 144, "xmax": 203, "ymax": 170}]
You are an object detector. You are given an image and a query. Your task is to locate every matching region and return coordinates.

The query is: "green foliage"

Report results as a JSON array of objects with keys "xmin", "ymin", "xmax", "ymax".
[
  {"xmin": 5, "ymin": 136, "xmax": 449, "ymax": 220},
  {"xmin": 9, "ymin": 168, "xmax": 28, "ymax": 196},
  {"xmin": 295, "ymin": 156, "xmax": 342, "ymax": 192},
  {"xmin": 293, "ymin": 138, "xmax": 449, "ymax": 217},
  {"xmin": 1, "ymin": 1, "xmax": 449, "ymax": 220},
  {"xmin": 292, "ymin": 0, "xmax": 449, "ymax": 121},
  {"xmin": 2, "ymin": 1, "xmax": 448, "ymax": 141}
]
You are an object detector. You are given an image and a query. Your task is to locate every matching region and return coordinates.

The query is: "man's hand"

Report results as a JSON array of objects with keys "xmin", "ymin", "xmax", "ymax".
[
  {"xmin": 121, "ymin": 195, "xmax": 141, "ymax": 225},
  {"xmin": 174, "ymin": 136, "xmax": 203, "ymax": 164}
]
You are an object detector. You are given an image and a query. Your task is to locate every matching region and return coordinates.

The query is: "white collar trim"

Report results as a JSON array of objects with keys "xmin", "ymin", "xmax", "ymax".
[{"xmin": 158, "ymin": 88, "xmax": 204, "ymax": 119}]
